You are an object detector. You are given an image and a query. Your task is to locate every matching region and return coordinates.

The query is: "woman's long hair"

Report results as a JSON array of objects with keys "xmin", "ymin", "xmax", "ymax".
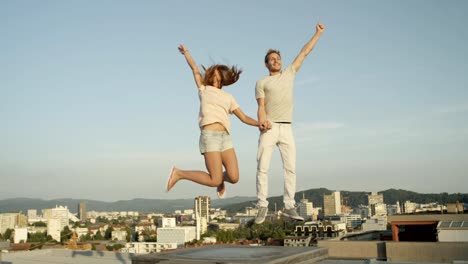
[{"xmin": 202, "ymin": 64, "xmax": 242, "ymax": 88}]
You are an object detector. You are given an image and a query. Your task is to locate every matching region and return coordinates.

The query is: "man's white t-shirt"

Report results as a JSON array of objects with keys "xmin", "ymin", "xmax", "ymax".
[{"xmin": 255, "ymin": 65, "xmax": 296, "ymax": 123}]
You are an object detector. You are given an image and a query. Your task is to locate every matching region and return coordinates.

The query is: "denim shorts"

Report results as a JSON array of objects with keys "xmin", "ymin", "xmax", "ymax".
[{"xmin": 199, "ymin": 130, "xmax": 233, "ymax": 154}]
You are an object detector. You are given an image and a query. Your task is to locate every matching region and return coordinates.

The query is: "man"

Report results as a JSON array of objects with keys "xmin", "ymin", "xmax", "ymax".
[{"xmin": 254, "ymin": 23, "xmax": 325, "ymax": 224}]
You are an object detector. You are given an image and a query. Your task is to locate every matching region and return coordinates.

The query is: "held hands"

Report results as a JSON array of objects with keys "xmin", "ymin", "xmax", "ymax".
[
  {"xmin": 178, "ymin": 44, "xmax": 188, "ymax": 55},
  {"xmin": 259, "ymin": 120, "xmax": 272, "ymax": 132},
  {"xmin": 316, "ymin": 23, "xmax": 325, "ymax": 33}
]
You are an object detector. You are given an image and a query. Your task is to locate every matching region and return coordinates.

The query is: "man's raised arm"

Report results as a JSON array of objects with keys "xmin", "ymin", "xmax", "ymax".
[{"xmin": 292, "ymin": 23, "xmax": 325, "ymax": 72}]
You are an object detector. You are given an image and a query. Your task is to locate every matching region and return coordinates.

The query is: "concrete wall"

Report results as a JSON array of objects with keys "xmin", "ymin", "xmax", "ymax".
[
  {"xmin": 386, "ymin": 242, "xmax": 468, "ymax": 263},
  {"xmin": 318, "ymin": 240, "xmax": 468, "ymax": 263},
  {"xmin": 317, "ymin": 240, "xmax": 386, "ymax": 260}
]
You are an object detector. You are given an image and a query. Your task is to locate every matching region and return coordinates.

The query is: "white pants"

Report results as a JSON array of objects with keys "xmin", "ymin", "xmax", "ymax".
[{"xmin": 256, "ymin": 123, "xmax": 296, "ymax": 209}]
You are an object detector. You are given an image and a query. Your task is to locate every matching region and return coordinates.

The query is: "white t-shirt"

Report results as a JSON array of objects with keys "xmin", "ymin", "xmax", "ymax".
[
  {"xmin": 255, "ymin": 65, "xmax": 296, "ymax": 123},
  {"xmin": 198, "ymin": 85, "xmax": 239, "ymax": 133}
]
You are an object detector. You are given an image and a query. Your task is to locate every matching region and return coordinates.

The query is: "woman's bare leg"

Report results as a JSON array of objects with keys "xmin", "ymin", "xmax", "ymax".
[
  {"xmin": 167, "ymin": 152, "xmax": 224, "ymax": 191},
  {"xmin": 216, "ymin": 148, "xmax": 240, "ymax": 196},
  {"xmin": 222, "ymin": 148, "xmax": 239, "ymax": 184}
]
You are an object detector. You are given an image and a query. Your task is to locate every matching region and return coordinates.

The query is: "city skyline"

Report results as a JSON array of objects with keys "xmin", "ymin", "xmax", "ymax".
[{"xmin": 2, "ymin": 0, "xmax": 468, "ymax": 201}]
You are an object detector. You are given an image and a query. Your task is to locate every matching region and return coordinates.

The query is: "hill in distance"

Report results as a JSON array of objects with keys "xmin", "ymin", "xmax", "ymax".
[{"xmin": 0, "ymin": 188, "xmax": 466, "ymax": 214}]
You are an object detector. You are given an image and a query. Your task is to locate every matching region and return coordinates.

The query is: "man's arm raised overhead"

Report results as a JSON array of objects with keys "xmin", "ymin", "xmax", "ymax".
[{"xmin": 292, "ymin": 23, "xmax": 325, "ymax": 73}]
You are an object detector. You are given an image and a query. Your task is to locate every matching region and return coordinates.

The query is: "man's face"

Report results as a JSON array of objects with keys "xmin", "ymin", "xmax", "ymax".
[{"xmin": 266, "ymin": 53, "xmax": 282, "ymax": 73}]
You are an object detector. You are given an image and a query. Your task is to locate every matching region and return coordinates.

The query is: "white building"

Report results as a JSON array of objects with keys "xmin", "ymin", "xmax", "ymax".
[
  {"xmin": 194, "ymin": 196, "xmax": 210, "ymax": 224},
  {"xmin": 112, "ymin": 230, "xmax": 128, "ymax": 241},
  {"xmin": 43, "ymin": 206, "xmax": 74, "ymax": 233},
  {"xmin": 47, "ymin": 218, "xmax": 62, "ymax": 242},
  {"xmin": 196, "ymin": 215, "xmax": 207, "ymax": 238},
  {"xmin": 52, "ymin": 206, "xmax": 70, "ymax": 229},
  {"xmin": 244, "ymin": 206, "xmax": 258, "ymax": 217},
  {"xmin": 121, "ymin": 242, "xmax": 177, "ymax": 254},
  {"xmin": 158, "ymin": 217, "xmax": 176, "ymax": 228},
  {"xmin": 370, "ymin": 203, "xmax": 387, "ymax": 217},
  {"xmin": 362, "ymin": 216, "xmax": 387, "ymax": 231},
  {"xmin": 27, "ymin": 209, "xmax": 38, "ymax": 219},
  {"xmin": 437, "ymin": 221, "xmax": 468, "ymax": 242},
  {"xmin": 0, "ymin": 213, "xmax": 17, "ymax": 234},
  {"xmin": 210, "ymin": 208, "xmax": 227, "ymax": 220},
  {"xmin": 345, "ymin": 214, "xmax": 362, "ymax": 230},
  {"xmin": 183, "ymin": 209, "xmax": 194, "ymax": 214},
  {"xmin": 135, "ymin": 223, "xmax": 156, "ymax": 233},
  {"xmin": 74, "ymin": 227, "xmax": 89, "ymax": 239},
  {"xmin": 396, "ymin": 201, "xmax": 402, "ymax": 214},
  {"xmin": 157, "ymin": 226, "xmax": 196, "ymax": 247},
  {"xmin": 298, "ymin": 194, "xmax": 314, "ymax": 221},
  {"xmin": 14, "ymin": 227, "xmax": 28, "ymax": 243},
  {"xmin": 367, "ymin": 192, "xmax": 384, "ymax": 205},
  {"xmin": 404, "ymin": 201, "xmax": 418, "ymax": 213}
]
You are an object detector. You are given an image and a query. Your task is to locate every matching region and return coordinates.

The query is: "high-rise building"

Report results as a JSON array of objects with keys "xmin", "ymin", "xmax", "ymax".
[
  {"xmin": 323, "ymin": 191, "xmax": 341, "ymax": 216},
  {"xmin": 47, "ymin": 218, "xmax": 62, "ymax": 242},
  {"xmin": 194, "ymin": 196, "xmax": 210, "ymax": 222},
  {"xmin": 27, "ymin": 209, "xmax": 37, "ymax": 219},
  {"xmin": 78, "ymin": 202, "xmax": 87, "ymax": 221},
  {"xmin": 0, "ymin": 213, "xmax": 27, "ymax": 234},
  {"xmin": 367, "ymin": 192, "xmax": 384, "ymax": 205},
  {"xmin": 194, "ymin": 196, "xmax": 210, "ymax": 238},
  {"xmin": 52, "ymin": 206, "xmax": 69, "ymax": 230},
  {"xmin": 0, "ymin": 213, "xmax": 17, "ymax": 234},
  {"xmin": 298, "ymin": 193, "xmax": 314, "ymax": 220}
]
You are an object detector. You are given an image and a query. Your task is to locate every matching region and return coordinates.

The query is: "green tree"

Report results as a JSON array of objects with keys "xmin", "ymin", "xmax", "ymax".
[
  {"xmin": 60, "ymin": 226, "xmax": 72, "ymax": 243},
  {"xmin": 46, "ymin": 235, "xmax": 56, "ymax": 243},
  {"xmin": 27, "ymin": 232, "xmax": 47, "ymax": 243},
  {"xmin": 32, "ymin": 221, "xmax": 47, "ymax": 227},
  {"xmin": 3, "ymin": 228, "xmax": 13, "ymax": 241},
  {"xmin": 80, "ymin": 232, "xmax": 93, "ymax": 242},
  {"xmin": 94, "ymin": 231, "xmax": 104, "ymax": 240},
  {"xmin": 105, "ymin": 226, "xmax": 114, "ymax": 240},
  {"xmin": 106, "ymin": 244, "xmax": 125, "ymax": 251},
  {"xmin": 125, "ymin": 227, "xmax": 133, "ymax": 242}
]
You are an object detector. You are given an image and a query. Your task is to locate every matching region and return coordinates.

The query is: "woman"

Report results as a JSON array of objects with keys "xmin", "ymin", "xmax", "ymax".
[{"xmin": 166, "ymin": 44, "xmax": 265, "ymax": 198}]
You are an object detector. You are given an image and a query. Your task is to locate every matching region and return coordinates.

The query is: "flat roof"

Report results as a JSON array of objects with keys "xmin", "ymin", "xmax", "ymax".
[
  {"xmin": 0, "ymin": 249, "xmax": 133, "ymax": 264},
  {"xmin": 132, "ymin": 245, "xmax": 328, "ymax": 264},
  {"xmin": 388, "ymin": 214, "xmax": 468, "ymax": 223}
]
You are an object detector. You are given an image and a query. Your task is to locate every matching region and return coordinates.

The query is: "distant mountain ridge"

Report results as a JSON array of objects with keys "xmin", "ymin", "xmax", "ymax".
[
  {"xmin": 221, "ymin": 188, "xmax": 468, "ymax": 213},
  {"xmin": 0, "ymin": 196, "xmax": 255, "ymax": 214},
  {"xmin": 1, "ymin": 189, "xmax": 466, "ymax": 214}
]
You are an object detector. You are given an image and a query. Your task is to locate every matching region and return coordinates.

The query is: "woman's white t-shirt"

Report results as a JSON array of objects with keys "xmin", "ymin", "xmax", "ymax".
[{"xmin": 198, "ymin": 85, "xmax": 239, "ymax": 133}]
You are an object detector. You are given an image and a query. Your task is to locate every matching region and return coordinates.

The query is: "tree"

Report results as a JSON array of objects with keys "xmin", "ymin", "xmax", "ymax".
[
  {"xmin": 94, "ymin": 231, "xmax": 104, "ymax": 240},
  {"xmin": 125, "ymin": 227, "xmax": 132, "ymax": 242},
  {"xmin": 60, "ymin": 226, "xmax": 72, "ymax": 243},
  {"xmin": 80, "ymin": 232, "xmax": 93, "ymax": 242},
  {"xmin": 105, "ymin": 226, "xmax": 114, "ymax": 240},
  {"xmin": 32, "ymin": 221, "xmax": 47, "ymax": 227},
  {"xmin": 3, "ymin": 228, "xmax": 13, "ymax": 241},
  {"xmin": 27, "ymin": 232, "xmax": 47, "ymax": 243},
  {"xmin": 106, "ymin": 244, "xmax": 125, "ymax": 251},
  {"xmin": 46, "ymin": 235, "xmax": 56, "ymax": 243}
]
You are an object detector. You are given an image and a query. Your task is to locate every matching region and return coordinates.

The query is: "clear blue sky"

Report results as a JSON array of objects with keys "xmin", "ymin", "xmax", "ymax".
[{"xmin": 1, "ymin": 0, "xmax": 467, "ymax": 201}]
